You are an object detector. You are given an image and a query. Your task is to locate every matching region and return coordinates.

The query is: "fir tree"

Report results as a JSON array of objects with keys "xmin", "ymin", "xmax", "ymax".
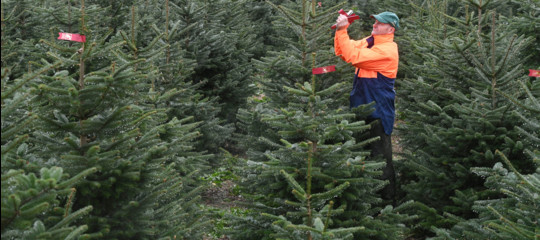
[
  {"xmin": 143, "ymin": 0, "xmax": 262, "ymax": 154},
  {"xmin": 2, "ymin": 3, "xmax": 98, "ymax": 236},
  {"xmin": 104, "ymin": 3, "xmax": 213, "ymax": 238},
  {"xmin": 1, "ymin": 61, "xmax": 95, "ymax": 239},
  {"xmin": 432, "ymin": 62, "xmax": 539, "ymax": 240},
  {"xmin": 6, "ymin": 0, "xmax": 212, "ymax": 238},
  {"xmin": 432, "ymin": 152, "xmax": 539, "ymax": 240},
  {"xmin": 121, "ymin": 0, "xmax": 215, "ymax": 176},
  {"xmin": 234, "ymin": 0, "xmax": 351, "ymax": 153},
  {"xmin": 247, "ymin": 66, "xmax": 412, "ymax": 240},
  {"xmin": 229, "ymin": 1, "xmax": 414, "ymax": 239},
  {"xmin": 393, "ymin": 0, "xmax": 537, "ymax": 236}
]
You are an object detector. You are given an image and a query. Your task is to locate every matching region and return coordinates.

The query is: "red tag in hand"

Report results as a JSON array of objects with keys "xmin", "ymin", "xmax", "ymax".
[
  {"xmin": 58, "ymin": 32, "xmax": 86, "ymax": 42},
  {"xmin": 312, "ymin": 65, "xmax": 336, "ymax": 74}
]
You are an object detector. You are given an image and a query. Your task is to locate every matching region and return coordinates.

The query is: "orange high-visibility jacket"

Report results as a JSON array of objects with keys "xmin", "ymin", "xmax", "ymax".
[{"xmin": 335, "ymin": 28, "xmax": 399, "ymax": 135}]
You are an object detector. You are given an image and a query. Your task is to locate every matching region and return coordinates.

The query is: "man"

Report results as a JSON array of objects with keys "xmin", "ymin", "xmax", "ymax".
[{"xmin": 334, "ymin": 11, "xmax": 400, "ymax": 205}]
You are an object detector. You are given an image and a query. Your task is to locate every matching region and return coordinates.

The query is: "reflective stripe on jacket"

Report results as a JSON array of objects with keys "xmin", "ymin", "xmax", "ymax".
[{"xmin": 334, "ymin": 29, "xmax": 399, "ymax": 135}]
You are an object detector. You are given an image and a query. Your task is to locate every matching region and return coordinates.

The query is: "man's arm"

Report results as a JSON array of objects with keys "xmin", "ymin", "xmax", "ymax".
[
  {"xmin": 334, "ymin": 29, "xmax": 369, "ymax": 60},
  {"xmin": 335, "ymin": 31, "xmax": 396, "ymax": 72}
]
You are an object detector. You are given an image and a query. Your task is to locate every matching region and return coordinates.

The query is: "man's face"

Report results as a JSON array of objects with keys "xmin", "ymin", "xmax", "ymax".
[{"xmin": 372, "ymin": 20, "xmax": 395, "ymax": 35}]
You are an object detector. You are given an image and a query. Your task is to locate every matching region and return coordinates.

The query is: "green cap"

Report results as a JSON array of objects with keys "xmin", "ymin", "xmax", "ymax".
[{"xmin": 370, "ymin": 11, "xmax": 400, "ymax": 30}]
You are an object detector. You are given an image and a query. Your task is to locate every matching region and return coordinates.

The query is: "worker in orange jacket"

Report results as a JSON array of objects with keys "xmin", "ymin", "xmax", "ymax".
[{"xmin": 334, "ymin": 11, "xmax": 400, "ymax": 205}]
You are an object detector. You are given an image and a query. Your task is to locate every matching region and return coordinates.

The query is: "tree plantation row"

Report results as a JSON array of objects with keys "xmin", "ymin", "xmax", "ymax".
[{"xmin": 1, "ymin": 0, "xmax": 538, "ymax": 239}]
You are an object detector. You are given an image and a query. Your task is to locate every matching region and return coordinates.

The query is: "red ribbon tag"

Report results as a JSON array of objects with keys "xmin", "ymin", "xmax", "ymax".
[
  {"xmin": 312, "ymin": 65, "xmax": 336, "ymax": 75},
  {"xmin": 529, "ymin": 69, "xmax": 540, "ymax": 77},
  {"xmin": 58, "ymin": 32, "xmax": 86, "ymax": 42}
]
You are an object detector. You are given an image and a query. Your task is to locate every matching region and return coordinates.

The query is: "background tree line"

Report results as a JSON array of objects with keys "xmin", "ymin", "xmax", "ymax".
[{"xmin": 1, "ymin": 0, "xmax": 538, "ymax": 239}]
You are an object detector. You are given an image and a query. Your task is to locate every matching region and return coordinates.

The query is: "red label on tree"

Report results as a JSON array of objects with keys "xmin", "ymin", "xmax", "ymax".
[
  {"xmin": 58, "ymin": 32, "xmax": 86, "ymax": 42},
  {"xmin": 312, "ymin": 65, "xmax": 336, "ymax": 74},
  {"xmin": 529, "ymin": 69, "xmax": 540, "ymax": 77}
]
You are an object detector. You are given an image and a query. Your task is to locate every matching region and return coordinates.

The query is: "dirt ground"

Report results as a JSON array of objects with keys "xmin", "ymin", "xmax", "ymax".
[{"xmin": 203, "ymin": 180, "xmax": 243, "ymax": 209}]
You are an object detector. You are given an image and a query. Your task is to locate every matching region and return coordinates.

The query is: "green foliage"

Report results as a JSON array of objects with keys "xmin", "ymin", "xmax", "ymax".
[
  {"xmin": 391, "ymin": 0, "xmax": 539, "ymax": 237},
  {"xmin": 3, "ymin": 0, "xmax": 539, "ymax": 239},
  {"xmin": 3, "ymin": 0, "xmax": 213, "ymax": 238},
  {"xmin": 431, "ymin": 47, "xmax": 540, "ymax": 240},
  {"xmin": 1, "ymin": 167, "xmax": 95, "ymax": 239},
  {"xmin": 2, "ymin": 55, "xmax": 94, "ymax": 239},
  {"xmin": 233, "ymin": 75, "xmax": 414, "ymax": 239},
  {"xmin": 228, "ymin": 2, "xmax": 414, "ymax": 239},
  {"xmin": 432, "ymin": 152, "xmax": 539, "ymax": 240}
]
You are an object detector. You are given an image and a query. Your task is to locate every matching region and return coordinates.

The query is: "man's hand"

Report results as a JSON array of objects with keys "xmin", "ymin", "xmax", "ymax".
[{"xmin": 335, "ymin": 14, "xmax": 349, "ymax": 30}]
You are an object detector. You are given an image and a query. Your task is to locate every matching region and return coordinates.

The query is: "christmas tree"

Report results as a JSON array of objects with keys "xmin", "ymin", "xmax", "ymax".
[
  {"xmin": 433, "ymin": 57, "xmax": 539, "ymax": 240},
  {"xmin": 393, "ymin": 0, "xmax": 538, "ymax": 237},
  {"xmin": 1, "ymin": 62, "xmax": 95, "ymax": 239},
  {"xmin": 432, "ymin": 152, "xmax": 539, "ymax": 239},
  {"xmin": 2, "ymin": 2, "xmax": 96, "ymax": 238},
  {"xmin": 152, "ymin": 0, "xmax": 262, "ymax": 154},
  {"xmin": 228, "ymin": 1, "xmax": 413, "ymax": 239},
  {"xmin": 3, "ymin": 0, "xmax": 538, "ymax": 239},
  {"xmin": 2, "ymin": 0, "xmax": 213, "ymax": 238}
]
